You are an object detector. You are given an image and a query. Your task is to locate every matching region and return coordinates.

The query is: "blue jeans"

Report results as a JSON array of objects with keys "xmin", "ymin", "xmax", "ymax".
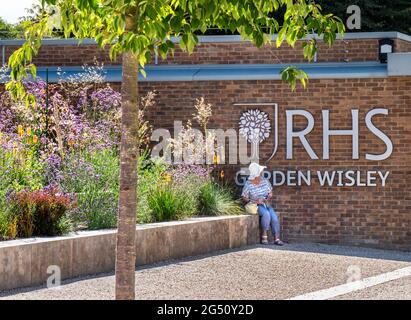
[{"xmin": 258, "ymin": 204, "xmax": 280, "ymax": 238}]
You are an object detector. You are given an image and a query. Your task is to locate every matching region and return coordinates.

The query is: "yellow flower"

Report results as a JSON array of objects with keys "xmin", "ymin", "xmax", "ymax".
[
  {"xmin": 163, "ymin": 173, "xmax": 172, "ymax": 183},
  {"xmin": 32, "ymin": 135, "xmax": 38, "ymax": 144},
  {"xmin": 213, "ymin": 154, "xmax": 221, "ymax": 164},
  {"xmin": 26, "ymin": 127, "xmax": 32, "ymax": 136},
  {"xmin": 17, "ymin": 125, "xmax": 24, "ymax": 137},
  {"xmin": 220, "ymin": 170, "xmax": 225, "ymax": 178},
  {"xmin": 68, "ymin": 140, "xmax": 75, "ymax": 147},
  {"xmin": 27, "ymin": 136, "xmax": 31, "ymax": 145}
]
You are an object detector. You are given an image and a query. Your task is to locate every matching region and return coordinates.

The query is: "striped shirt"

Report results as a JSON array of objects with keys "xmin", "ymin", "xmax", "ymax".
[{"xmin": 241, "ymin": 178, "xmax": 273, "ymax": 203}]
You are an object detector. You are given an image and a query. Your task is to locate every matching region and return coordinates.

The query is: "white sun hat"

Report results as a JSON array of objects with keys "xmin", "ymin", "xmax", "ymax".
[{"xmin": 248, "ymin": 162, "xmax": 266, "ymax": 180}]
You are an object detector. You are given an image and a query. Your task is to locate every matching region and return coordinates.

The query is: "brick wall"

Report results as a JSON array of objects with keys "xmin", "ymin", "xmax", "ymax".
[
  {"xmin": 4, "ymin": 44, "xmax": 118, "ymax": 66},
  {"xmin": 140, "ymin": 77, "xmax": 411, "ymax": 250},
  {"xmin": 3, "ymin": 38, "xmax": 385, "ymax": 66},
  {"xmin": 156, "ymin": 39, "xmax": 381, "ymax": 64},
  {"xmin": 395, "ymin": 39, "xmax": 411, "ymax": 53}
]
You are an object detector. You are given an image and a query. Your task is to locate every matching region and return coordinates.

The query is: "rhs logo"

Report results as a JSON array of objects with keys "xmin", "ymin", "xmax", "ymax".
[
  {"xmin": 235, "ymin": 103, "xmax": 393, "ymax": 162},
  {"xmin": 234, "ymin": 103, "xmax": 393, "ymax": 187}
]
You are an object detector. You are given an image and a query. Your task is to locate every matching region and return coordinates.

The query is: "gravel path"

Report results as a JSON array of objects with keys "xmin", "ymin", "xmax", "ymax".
[
  {"xmin": 1, "ymin": 243, "xmax": 410, "ymax": 300},
  {"xmin": 335, "ymin": 276, "xmax": 411, "ymax": 300}
]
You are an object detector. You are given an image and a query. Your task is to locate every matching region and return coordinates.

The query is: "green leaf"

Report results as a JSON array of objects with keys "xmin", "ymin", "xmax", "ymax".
[
  {"xmin": 29, "ymin": 64, "xmax": 37, "ymax": 78},
  {"xmin": 158, "ymin": 43, "xmax": 169, "ymax": 60},
  {"xmin": 276, "ymin": 24, "xmax": 287, "ymax": 48}
]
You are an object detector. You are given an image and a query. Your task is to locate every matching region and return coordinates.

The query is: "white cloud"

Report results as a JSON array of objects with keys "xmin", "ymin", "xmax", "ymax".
[{"xmin": 0, "ymin": 0, "xmax": 37, "ymax": 24}]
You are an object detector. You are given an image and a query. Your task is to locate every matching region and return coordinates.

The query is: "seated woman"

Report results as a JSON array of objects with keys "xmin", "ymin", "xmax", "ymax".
[{"xmin": 241, "ymin": 163, "xmax": 284, "ymax": 245}]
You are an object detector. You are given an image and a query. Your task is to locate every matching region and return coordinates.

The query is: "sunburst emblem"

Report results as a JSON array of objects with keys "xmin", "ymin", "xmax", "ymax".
[{"xmin": 239, "ymin": 109, "xmax": 271, "ymax": 144}]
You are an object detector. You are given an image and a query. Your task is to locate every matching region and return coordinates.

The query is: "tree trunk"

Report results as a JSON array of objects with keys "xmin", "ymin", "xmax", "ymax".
[{"xmin": 115, "ymin": 51, "xmax": 139, "ymax": 300}]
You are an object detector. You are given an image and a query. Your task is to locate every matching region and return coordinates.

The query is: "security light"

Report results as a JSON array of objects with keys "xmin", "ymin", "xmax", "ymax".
[{"xmin": 379, "ymin": 39, "xmax": 395, "ymax": 63}]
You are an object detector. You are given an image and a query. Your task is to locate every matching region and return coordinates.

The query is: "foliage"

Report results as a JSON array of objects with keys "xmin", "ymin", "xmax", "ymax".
[
  {"xmin": 147, "ymin": 185, "xmax": 190, "ymax": 222},
  {"xmin": 147, "ymin": 174, "xmax": 201, "ymax": 222},
  {"xmin": 168, "ymin": 119, "xmax": 218, "ymax": 165},
  {"xmin": 0, "ymin": 2, "xmax": 63, "ymax": 39},
  {"xmin": 0, "ymin": 210, "xmax": 11, "ymax": 240},
  {"xmin": 6, "ymin": 186, "xmax": 73, "ymax": 238},
  {"xmin": 137, "ymin": 156, "xmax": 169, "ymax": 223},
  {"xmin": 6, "ymin": 0, "xmax": 344, "ymax": 99},
  {"xmin": 0, "ymin": 66, "xmax": 123, "ymax": 236},
  {"xmin": 0, "ymin": 17, "xmax": 24, "ymax": 39},
  {"xmin": 0, "ymin": 64, "xmax": 173, "ymax": 237},
  {"xmin": 0, "ymin": 67, "xmax": 244, "ymax": 240},
  {"xmin": 56, "ymin": 150, "xmax": 120, "ymax": 230},
  {"xmin": 198, "ymin": 182, "xmax": 243, "ymax": 216},
  {"xmin": 168, "ymin": 97, "xmax": 222, "ymax": 165},
  {"xmin": 315, "ymin": 0, "xmax": 411, "ymax": 35}
]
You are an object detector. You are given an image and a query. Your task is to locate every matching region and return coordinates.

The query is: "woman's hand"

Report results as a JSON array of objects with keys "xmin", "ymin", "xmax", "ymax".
[
  {"xmin": 256, "ymin": 198, "xmax": 265, "ymax": 205},
  {"xmin": 267, "ymin": 192, "xmax": 273, "ymax": 199}
]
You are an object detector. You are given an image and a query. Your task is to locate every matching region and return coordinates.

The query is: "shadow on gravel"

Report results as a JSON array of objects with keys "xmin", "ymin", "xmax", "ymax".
[
  {"xmin": 0, "ymin": 271, "xmax": 115, "ymax": 298},
  {"xmin": 1, "ymin": 242, "xmax": 410, "ymax": 297},
  {"xmin": 0, "ymin": 246, "xmax": 251, "ymax": 297}
]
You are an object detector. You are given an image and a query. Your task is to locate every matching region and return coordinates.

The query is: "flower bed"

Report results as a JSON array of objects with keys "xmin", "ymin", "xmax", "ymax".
[{"xmin": 0, "ymin": 65, "xmax": 242, "ymax": 241}]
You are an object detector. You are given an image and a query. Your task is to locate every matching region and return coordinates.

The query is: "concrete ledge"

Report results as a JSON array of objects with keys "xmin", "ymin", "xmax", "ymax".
[
  {"xmin": 1, "ymin": 31, "xmax": 410, "ymax": 46},
  {"xmin": 1, "ymin": 62, "xmax": 390, "ymax": 84},
  {"xmin": 0, "ymin": 215, "xmax": 259, "ymax": 291},
  {"xmin": 387, "ymin": 52, "xmax": 411, "ymax": 76}
]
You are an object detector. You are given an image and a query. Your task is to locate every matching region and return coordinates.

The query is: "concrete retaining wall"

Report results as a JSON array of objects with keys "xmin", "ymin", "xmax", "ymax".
[{"xmin": 0, "ymin": 215, "xmax": 259, "ymax": 291}]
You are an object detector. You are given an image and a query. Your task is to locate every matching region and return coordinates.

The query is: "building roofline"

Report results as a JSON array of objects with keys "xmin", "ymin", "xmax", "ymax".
[
  {"xmin": 0, "ymin": 61, "xmax": 391, "ymax": 83},
  {"xmin": 1, "ymin": 31, "xmax": 411, "ymax": 46},
  {"xmin": 2, "ymin": 54, "xmax": 410, "ymax": 83}
]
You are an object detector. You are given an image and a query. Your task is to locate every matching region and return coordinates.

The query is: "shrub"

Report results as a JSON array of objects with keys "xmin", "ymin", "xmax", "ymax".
[
  {"xmin": 7, "ymin": 186, "xmax": 73, "ymax": 238},
  {"xmin": 198, "ymin": 182, "xmax": 243, "ymax": 216},
  {"xmin": 0, "ymin": 211, "xmax": 14, "ymax": 240},
  {"xmin": 137, "ymin": 157, "xmax": 169, "ymax": 223},
  {"xmin": 148, "ymin": 184, "xmax": 196, "ymax": 222},
  {"xmin": 0, "ymin": 148, "xmax": 45, "ymax": 193},
  {"xmin": 147, "ymin": 168, "xmax": 206, "ymax": 222},
  {"xmin": 58, "ymin": 149, "xmax": 119, "ymax": 230}
]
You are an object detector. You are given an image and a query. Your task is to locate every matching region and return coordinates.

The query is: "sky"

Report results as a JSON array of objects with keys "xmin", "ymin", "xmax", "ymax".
[{"xmin": 0, "ymin": 0, "xmax": 37, "ymax": 23}]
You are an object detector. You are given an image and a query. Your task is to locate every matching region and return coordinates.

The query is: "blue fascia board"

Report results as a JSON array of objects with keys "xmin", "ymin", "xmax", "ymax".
[
  {"xmin": 1, "ymin": 31, "xmax": 411, "ymax": 46},
  {"xmin": 20, "ymin": 62, "xmax": 387, "ymax": 83},
  {"xmin": 190, "ymin": 63, "xmax": 388, "ymax": 81}
]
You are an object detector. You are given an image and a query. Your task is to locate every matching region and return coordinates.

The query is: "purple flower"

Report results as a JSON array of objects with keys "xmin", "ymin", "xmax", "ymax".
[{"xmin": 170, "ymin": 164, "xmax": 210, "ymax": 183}]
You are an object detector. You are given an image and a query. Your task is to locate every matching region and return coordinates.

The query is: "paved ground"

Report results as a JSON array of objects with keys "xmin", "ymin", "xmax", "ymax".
[{"xmin": 1, "ymin": 243, "xmax": 410, "ymax": 300}]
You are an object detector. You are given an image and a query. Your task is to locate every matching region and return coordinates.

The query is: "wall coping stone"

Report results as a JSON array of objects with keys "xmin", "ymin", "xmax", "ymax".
[
  {"xmin": 0, "ymin": 214, "xmax": 260, "ymax": 291},
  {"xmin": 0, "ymin": 215, "xmax": 247, "ymax": 247},
  {"xmin": 1, "ymin": 31, "xmax": 410, "ymax": 46},
  {"xmin": 1, "ymin": 61, "xmax": 397, "ymax": 84}
]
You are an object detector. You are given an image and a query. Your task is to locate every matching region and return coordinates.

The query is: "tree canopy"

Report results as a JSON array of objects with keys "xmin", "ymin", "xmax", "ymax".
[
  {"xmin": 7, "ymin": 0, "xmax": 345, "ymax": 97},
  {"xmin": 0, "ymin": 17, "xmax": 23, "ymax": 39},
  {"xmin": 315, "ymin": 0, "xmax": 411, "ymax": 35}
]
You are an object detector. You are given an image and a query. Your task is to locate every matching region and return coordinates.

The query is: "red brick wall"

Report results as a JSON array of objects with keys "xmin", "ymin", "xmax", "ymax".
[
  {"xmin": 4, "ymin": 45, "xmax": 118, "ymax": 66},
  {"xmin": 140, "ymin": 77, "xmax": 411, "ymax": 250},
  {"xmin": 395, "ymin": 39, "xmax": 411, "ymax": 53},
  {"xmin": 159, "ymin": 39, "xmax": 380, "ymax": 64},
  {"xmin": 4, "ymin": 38, "xmax": 382, "ymax": 66}
]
